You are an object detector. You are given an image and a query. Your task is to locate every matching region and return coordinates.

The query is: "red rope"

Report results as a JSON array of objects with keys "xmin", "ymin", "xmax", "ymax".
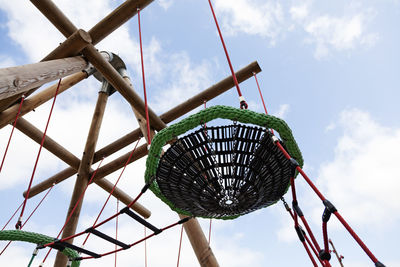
[
  {"xmin": 115, "ymin": 199, "xmax": 119, "ymax": 267},
  {"xmin": 0, "ymin": 184, "xmax": 54, "ymax": 256},
  {"xmin": 1, "ymin": 201, "xmax": 23, "ymax": 231},
  {"xmin": 137, "ymin": 8, "xmax": 152, "ymax": 145},
  {"xmin": 275, "ymin": 141, "xmax": 381, "ymax": 265},
  {"xmin": 144, "ymin": 226, "xmax": 148, "ymax": 267},
  {"xmin": 0, "ymin": 95, "xmax": 25, "ymax": 174},
  {"xmin": 253, "ymin": 73, "xmax": 268, "ymax": 114},
  {"xmin": 176, "ymin": 225, "xmax": 184, "ymax": 267},
  {"xmin": 41, "ymin": 157, "xmax": 105, "ymax": 264},
  {"xmin": 79, "ymin": 219, "xmax": 189, "ymax": 261},
  {"xmin": 17, "ymin": 79, "xmax": 62, "ymax": 230},
  {"xmin": 82, "ymin": 138, "xmax": 141, "ymax": 246},
  {"xmin": 207, "ymin": 0, "xmax": 247, "ymax": 109}
]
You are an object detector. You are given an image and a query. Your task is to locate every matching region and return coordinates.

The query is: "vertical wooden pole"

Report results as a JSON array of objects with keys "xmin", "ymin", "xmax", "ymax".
[{"xmin": 53, "ymin": 91, "xmax": 109, "ymax": 267}]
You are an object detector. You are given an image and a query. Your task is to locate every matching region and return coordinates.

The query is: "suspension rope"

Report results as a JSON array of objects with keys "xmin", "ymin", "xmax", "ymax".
[
  {"xmin": 27, "ymin": 247, "xmax": 38, "ymax": 267},
  {"xmin": 281, "ymin": 197, "xmax": 324, "ymax": 266},
  {"xmin": 1, "ymin": 201, "xmax": 23, "ymax": 231},
  {"xmin": 82, "ymin": 138, "xmax": 141, "ymax": 246},
  {"xmin": 0, "ymin": 185, "xmax": 54, "ymax": 256},
  {"xmin": 17, "ymin": 79, "xmax": 62, "ymax": 230},
  {"xmin": 254, "ymin": 70, "xmax": 324, "ymax": 265},
  {"xmin": 329, "ymin": 239, "xmax": 344, "ymax": 267},
  {"xmin": 144, "ymin": 226, "xmax": 147, "ymax": 267},
  {"xmin": 115, "ymin": 199, "xmax": 119, "ymax": 267},
  {"xmin": 207, "ymin": 0, "xmax": 248, "ymax": 109},
  {"xmin": 137, "ymin": 8, "xmax": 152, "ymax": 144},
  {"xmin": 40, "ymin": 154, "xmax": 153, "ymax": 251},
  {"xmin": 176, "ymin": 225, "xmax": 184, "ymax": 267},
  {"xmin": 0, "ymin": 95, "xmax": 25, "ymax": 174},
  {"xmin": 253, "ymin": 72, "xmax": 269, "ymax": 115},
  {"xmin": 41, "ymin": 157, "xmax": 105, "ymax": 264},
  {"xmin": 273, "ymin": 140, "xmax": 384, "ymax": 266}
]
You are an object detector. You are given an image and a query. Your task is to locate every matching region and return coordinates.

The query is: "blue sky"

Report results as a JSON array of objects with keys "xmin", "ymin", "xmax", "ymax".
[{"xmin": 0, "ymin": 0, "xmax": 399, "ymax": 266}]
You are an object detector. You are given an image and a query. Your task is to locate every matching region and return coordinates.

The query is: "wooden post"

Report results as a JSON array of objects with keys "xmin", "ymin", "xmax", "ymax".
[
  {"xmin": 0, "ymin": 56, "xmax": 87, "ymax": 101},
  {"xmin": 23, "ymin": 61, "xmax": 261, "ymax": 197},
  {"xmin": 54, "ymin": 91, "xmax": 108, "ymax": 267},
  {"xmin": 180, "ymin": 215, "xmax": 219, "ymax": 266},
  {"xmin": 0, "ymin": 71, "xmax": 87, "ymax": 129}
]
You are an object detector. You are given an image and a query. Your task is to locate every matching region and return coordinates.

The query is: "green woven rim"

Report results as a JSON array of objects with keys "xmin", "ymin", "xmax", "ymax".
[
  {"xmin": 145, "ymin": 105, "xmax": 303, "ymax": 219},
  {"xmin": 0, "ymin": 230, "xmax": 80, "ymax": 267}
]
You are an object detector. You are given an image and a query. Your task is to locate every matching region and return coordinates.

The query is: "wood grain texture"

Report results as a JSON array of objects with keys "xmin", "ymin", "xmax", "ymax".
[{"xmin": 0, "ymin": 57, "xmax": 87, "ymax": 100}]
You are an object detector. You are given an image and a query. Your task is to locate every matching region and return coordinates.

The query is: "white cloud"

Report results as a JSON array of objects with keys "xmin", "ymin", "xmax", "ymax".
[
  {"xmin": 303, "ymin": 14, "xmax": 379, "ymax": 59},
  {"xmin": 273, "ymin": 103, "xmax": 290, "ymax": 119},
  {"xmin": 214, "ymin": 0, "xmax": 284, "ymax": 44},
  {"xmin": 316, "ymin": 109, "xmax": 400, "ymax": 228},
  {"xmin": 290, "ymin": 3, "xmax": 310, "ymax": 21},
  {"xmin": 158, "ymin": 0, "xmax": 174, "ymax": 10}
]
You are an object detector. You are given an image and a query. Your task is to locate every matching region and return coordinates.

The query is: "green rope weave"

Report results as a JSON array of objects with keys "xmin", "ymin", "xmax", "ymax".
[
  {"xmin": 0, "ymin": 230, "xmax": 80, "ymax": 267},
  {"xmin": 145, "ymin": 105, "xmax": 303, "ymax": 219}
]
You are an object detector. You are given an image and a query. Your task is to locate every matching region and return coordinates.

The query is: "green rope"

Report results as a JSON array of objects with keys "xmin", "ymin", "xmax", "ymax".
[
  {"xmin": 145, "ymin": 105, "xmax": 303, "ymax": 219},
  {"xmin": 0, "ymin": 230, "xmax": 80, "ymax": 267},
  {"xmin": 27, "ymin": 252, "xmax": 36, "ymax": 267}
]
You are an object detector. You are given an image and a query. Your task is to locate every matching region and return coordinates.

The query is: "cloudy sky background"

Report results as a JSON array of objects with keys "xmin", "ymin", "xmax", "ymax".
[{"xmin": 0, "ymin": 0, "xmax": 399, "ymax": 266}]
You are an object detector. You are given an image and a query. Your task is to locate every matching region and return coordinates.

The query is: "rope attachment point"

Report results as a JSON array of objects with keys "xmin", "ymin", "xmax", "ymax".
[{"xmin": 239, "ymin": 96, "xmax": 248, "ymax": 110}]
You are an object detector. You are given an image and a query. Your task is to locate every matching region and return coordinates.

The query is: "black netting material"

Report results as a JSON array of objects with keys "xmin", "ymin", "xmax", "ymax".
[{"xmin": 156, "ymin": 124, "xmax": 293, "ymax": 219}]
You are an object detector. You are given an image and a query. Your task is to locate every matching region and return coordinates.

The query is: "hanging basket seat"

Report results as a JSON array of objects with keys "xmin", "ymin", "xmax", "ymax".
[{"xmin": 145, "ymin": 106, "xmax": 303, "ymax": 219}]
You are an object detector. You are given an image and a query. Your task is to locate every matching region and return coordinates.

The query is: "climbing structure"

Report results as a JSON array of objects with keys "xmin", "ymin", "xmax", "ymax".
[{"xmin": 0, "ymin": 0, "xmax": 386, "ymax": 266}]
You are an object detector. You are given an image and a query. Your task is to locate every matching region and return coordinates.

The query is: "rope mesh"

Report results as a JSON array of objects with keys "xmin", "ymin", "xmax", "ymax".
[{"xmin": 156, "ymin": 125, "xmax": 292, "ymax": 218}]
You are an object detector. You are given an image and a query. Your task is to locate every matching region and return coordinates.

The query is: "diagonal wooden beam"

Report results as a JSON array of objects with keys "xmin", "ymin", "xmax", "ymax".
[
  {"xmin": 82, "ymin": 45, "xmax": 167, "ymax": 130},
  {"xmin": 24, "ymin": 61, "xmax": 261, "ymax": 196},
  {"xmin": 15, "ymin": 117, "xmax": 150, "ymax": 217},
  {"xmin": 30, "ymin": 0, "xmax": 77, "ymax": 38},
  {"xmin": 88, "ymin": 0, "xmax": 154, "ymax": 45}
]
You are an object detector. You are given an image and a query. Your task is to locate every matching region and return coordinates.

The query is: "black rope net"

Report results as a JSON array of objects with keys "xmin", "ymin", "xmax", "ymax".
[{"xmin": 156, "ymin": 123, "xmax": 293, "ymax": 219}]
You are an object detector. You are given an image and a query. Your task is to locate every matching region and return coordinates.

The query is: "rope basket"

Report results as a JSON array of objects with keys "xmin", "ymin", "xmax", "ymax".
[
  {"xmin": 156, "ymin": 124, "xmax": 293, "ymax": 218},
  {"xmin": 145, "ymin": 105, "xmax": 303, "ymax": 219}
]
